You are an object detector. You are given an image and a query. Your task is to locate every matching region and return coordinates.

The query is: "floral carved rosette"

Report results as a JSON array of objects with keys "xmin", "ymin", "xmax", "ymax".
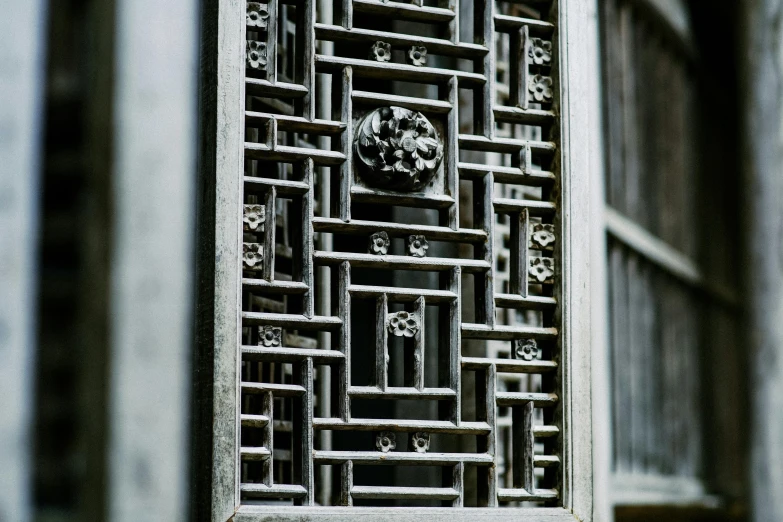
[
  {"xmin": 354, "ymin": 106, "xmax": 443, "ymax": 192},
  {"xmin": 387, "ymin": 311, "xmax": 419, "ymax": 338}
]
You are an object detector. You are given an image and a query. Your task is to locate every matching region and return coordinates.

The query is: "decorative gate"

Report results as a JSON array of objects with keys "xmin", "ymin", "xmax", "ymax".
[{"xmin": 202, "ymin": 0, "xmax": 591, "ymax": 519}]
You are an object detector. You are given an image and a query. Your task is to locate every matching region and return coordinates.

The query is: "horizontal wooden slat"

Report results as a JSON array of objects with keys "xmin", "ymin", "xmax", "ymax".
[
  {"xmin": 240, "ymin": 414, "xmax": 270, "ymax": 428},
  {"xmin": 461, "ymin": 357, "xmax": 557, "ymax": 373},
  {"xmin": 235, "ymin": 506, "xmax": 580, "ymax": 521},
  {"xmin": 353, "ymin": 0, "xmax": 455, "ymax": 23},
  {"xmin": 242, "ymin": 278, "xmax": 310, "ymax": 294},
  {"xmin": 245, "ymin": 111, "xmax": 346, "ymax": 134},
  {"xmin": 495, "ymin": 293, "xmax": 557, "ymax": 310},
  {"xmin": 497, "ymin": 488, "xmax": 559, "ymax": 502},
  {"xmin": 534, "ymin": 425, "xmax": 560, "ymax": 438},
  {"xmin": 241, "ymin": 312, "xmax": 342, "ymax": 330},
  {"xmin": 460, "ymin": 162, "xmax": 556, "ymax": 186},
  {"xmin": 496, "ymin": 391, "xmax": 559, "ymax": 407},
  {"xmin": 313, "ymin": 217, "xmax": 485, "ymax": 242},
  {"xmin": 350, "ymin": 186, "xmax": 455, "ymax": 209},
  {"xmin": 245, "ymin": 143, "xmax": 346, "ymax": 165},
  {"xmin": 493, "ymin": 198, "xmax": 556, "ymax": 216},
  {"xmin": 313, "ymin": 418, "xmax": 491, "ymax": 435},
  {"xmin": 353, "ymin": 90, "xmax": 452, "ymax": 114},
  {"xmin": 350, "ymin": 285, "xmax": 457, "ymax": 304},
  {"xmin": 494, "ymin": 14, "xmax": 555, "ymax": 36},
  {"xmin": 315, "ymin": 23, "xmax": 486, "ymax": 58},
  {"xmin": 314, "ymin": 251, "xmax": 490, "ymax": 273},
  {"xmin": 245, "ymin": 78, "xmax": 309, "ymax": 98},
  {"xmin": 535, "ymin": 455, "xmax": 561, "ymax": 468},
  {"xmin": 241, "ymin": 382, "xmax": 306, "ymax": 397},
  {"xmin": 316, "ymin": 55, "xmax": 484, "ymax": 87},
  {"xmin": 461, "ymin": 323, "xmax": 558, "ymax": 340},
  {"xmin": 348, "ymin": 386, "xmax": 456, "ymax": 400},
  {"xmin": 351, "ymin": 486, "xmax": 459, "ymax": 501},
  {"xmin": 313, "ymin": 451, "xmax": 493, "ymax": 466},
  {"xmin": 241, "ymin": 346, "xmax": 345, "ymax": 363},
  {"xmin": 240, "ymin": 446, "xmax": 271, "ymax": 461},
  {"xmin": 493, "ymin": 105, "xmax": 556, "ymax": 126},
  {"xmin": 240, "ymin": 483, "xmax": 308, "ymax": 499},
  {"xmin": 459, "ymin": 134, "xmax": 556, "ymax": 155},
  {"xmin": 242, "ymin": 176, "xmax": 310, "ymax": 196}
]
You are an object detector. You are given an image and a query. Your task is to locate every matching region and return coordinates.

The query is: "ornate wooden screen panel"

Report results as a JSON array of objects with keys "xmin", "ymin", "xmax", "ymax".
[{"xmin": 206, "ymin": 0, "xmax": 592, "ymax": 519}]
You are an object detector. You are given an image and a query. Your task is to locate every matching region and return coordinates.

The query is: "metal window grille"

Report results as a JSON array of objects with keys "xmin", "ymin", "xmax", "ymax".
[{"xmin": 204, "ymin": 0, "xmax": 591, "ymax": 518}]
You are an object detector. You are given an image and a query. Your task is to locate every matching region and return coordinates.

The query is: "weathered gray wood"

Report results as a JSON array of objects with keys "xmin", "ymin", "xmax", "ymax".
[
  {"xmin": 337, "ymin": 261, "xmax": 351, "ymax": 421},
  {"xmin": 0, "ymin": 1, "xmax": 46, "ymax": 521},
  {"xmin": 107, "ymin": 0, "xmax": 198, "ymax": 520},
  {"xmin": 340, "ymin": 460, "xmax": 353, "ymax": 506},
  {"xmin": 557, "ymin": 0, "xmax": 594, "ymax": 519},
  {"xmin": 263, "ymin": 186, "xmax": 276, "ymax": 281},
  {"xmin": 208, "ymin": 0, "xmax": 593, "ymax": 516},
  {"xmin": 376, "ymin": 294, "xmax": 389, "ymax": 391},
  {"xmin": 337, "ymin": 66, "xmax": 353, "ymax": 221},
  {"xmin": 741, "ymin": 2, "xmax": 783, "ymax": 521},
  {"xmin": 513, "ymin": 401, "xmax": 536, "ymax": 491},
  {"xmin": 235, "ymin": 506, "xmax": 582, "ymax": 521},
  {"xmin": 262, "ymin": 392, "xmax": 274, "ymax": 486},
  {"xmin": 203, "ymin": 0, "xmax": 246, "ymax": 519},
  {"xmin": 446, "ymin": 76, "xmax": 460, "ymax": 229}
]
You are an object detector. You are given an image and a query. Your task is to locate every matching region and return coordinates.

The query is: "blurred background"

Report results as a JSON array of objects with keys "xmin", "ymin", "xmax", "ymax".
[{"xmin": 1, "ymin": 0, "xmax": 782, "ymax": 521}]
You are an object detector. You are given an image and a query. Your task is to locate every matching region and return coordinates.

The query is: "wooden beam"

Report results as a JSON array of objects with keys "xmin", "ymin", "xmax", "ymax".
[{"xmin": 741, "ymin": 2, "xmax": 783, "ymax": 522}]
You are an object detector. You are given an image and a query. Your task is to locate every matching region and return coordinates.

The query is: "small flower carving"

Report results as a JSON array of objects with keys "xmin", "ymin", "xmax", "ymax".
[
  {"xmin": 529, "ymin": 38, "xmax": 552, "ymax": 66},
  {"xmin": 376, "ymin": 431, "xmax": 396, "ymax": 453},
  {"xmin": 243, "ymin": 242, "xmax": 264, "ymax": 269},
  {"xmin": 368, "ymin": 231, "xmax": 390, "ymax": 255},
  {"xmin": 259, "ymin": 325, "xmax": 282, "ymax": 347},
  {"xmin": 354, "ymin": 106, "xmax": 443, "ymax": 191},
  {"xmin": 528, "ymin": 74, "xmax": 554, "ymax": 103},
  {"xmin": 246, "ymin": 40, "xmax": 267, "ymax": 70},
  {"xmin": 387, "ymin": 311, "xmax": 419, "ymax": 338},
  {"xmin": 410, "ymin": 432, "xmax": 430, "ymax": 453},
  {"xmin": 370, "ymin": 41, "xmax": 392, "ymax": 62},
  {"xmin": 246, "ymin": 2, "xmax": 269, "ymax": 29},
  {"xmin": 243, "ymin": 204, "xmax": 265, "ymax": 232},
  {"xmin": 407, "ymin": 46, "xmax": 427, "ymax": 67},
  {"xmin": 514, "ymin": 339, "xmax": 539, "ymax": 361},
  {"xmin": 530, "ymin": 223, "xmax": 555, "ymax": 250},
  {"xmin": 407, "ymin": 235, "xmax": 429, "ymax": 257},
  {"xmin": 529, "ymin": 257, "xmax": 555, "ymax": 283}
]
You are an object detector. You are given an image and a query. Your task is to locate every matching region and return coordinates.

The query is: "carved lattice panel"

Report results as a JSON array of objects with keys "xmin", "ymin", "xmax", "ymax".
[{"xmin": 236, "ymin": 0, "xmax": 565, "ymax": 509}]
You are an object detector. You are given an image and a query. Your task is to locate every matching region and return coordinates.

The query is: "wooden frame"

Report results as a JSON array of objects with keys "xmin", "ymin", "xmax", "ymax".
[{"xmin": 200, "ymin": 0, "xmax": 593, "ymax": 520}]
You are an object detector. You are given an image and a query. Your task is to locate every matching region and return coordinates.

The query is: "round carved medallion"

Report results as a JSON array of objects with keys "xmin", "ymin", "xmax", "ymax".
[{"xmin": 354, "ymin": 106, "xmax": 443, "ymax": 192}]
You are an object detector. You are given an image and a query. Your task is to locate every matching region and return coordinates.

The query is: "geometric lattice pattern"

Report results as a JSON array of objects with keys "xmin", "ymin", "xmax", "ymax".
[{"xmin": 239, "ymin": 0, "xmax": 562, "ymax": 508}]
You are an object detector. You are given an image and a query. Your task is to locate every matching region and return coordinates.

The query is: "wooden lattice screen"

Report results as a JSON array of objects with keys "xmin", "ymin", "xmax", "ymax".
[{"xmin": 202, "ymin": 0, "xmax": 592, "ymax": 520}]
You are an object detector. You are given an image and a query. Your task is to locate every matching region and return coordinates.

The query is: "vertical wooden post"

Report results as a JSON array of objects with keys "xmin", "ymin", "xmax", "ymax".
[
  {"xmin": 742, "ymin": 2, "xmax": 783, "ymax": 521},
  {"xmin": 107, "ymin": 0, "xmax": 199, "ymax": 519},
  {"xmin": 0, "ymin": 1, "xmax": 46, "ymax": 521},
  {"xmin": 587, "ymin": 0, "xmax": 612, "ymax": 517}
]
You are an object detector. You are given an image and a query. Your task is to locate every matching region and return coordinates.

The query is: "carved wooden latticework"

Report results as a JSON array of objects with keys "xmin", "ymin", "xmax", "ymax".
[{"xmin": 234, "ymin": 0, "xmax": 566, "ymax": 510}]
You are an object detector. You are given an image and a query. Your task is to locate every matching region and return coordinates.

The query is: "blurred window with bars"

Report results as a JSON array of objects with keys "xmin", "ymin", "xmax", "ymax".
[{"xmin": 600, "ymin": 0, "xmax": 745, "ymax": 516}]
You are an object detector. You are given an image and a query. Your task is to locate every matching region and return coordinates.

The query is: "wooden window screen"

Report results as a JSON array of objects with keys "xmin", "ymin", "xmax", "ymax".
[{"xmin": 202, "ymin": 0, "xmax": 592, "ymax": 520}]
